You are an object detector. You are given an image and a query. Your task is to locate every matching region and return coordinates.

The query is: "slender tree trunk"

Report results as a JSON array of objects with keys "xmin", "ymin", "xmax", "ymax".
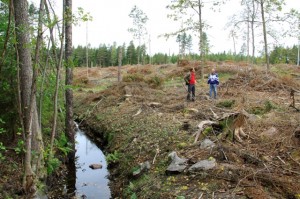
[
  {"xmin": 247, "ymin": 11, "xmax": 250, "ymax": 64},
  {"xmin": 198, "ymin": 0, "xmax": 204, "ymax": 80},
  {"xmin": 251, "ymin": 0, "xmax": 255, "ymax": 64},
  {"xmin": 118, "ymin": 48, "xmax": 122, "ymax": 82},
  {"xmin": 297, "ymin": 17, "xmax": 300, "ymax": 66},
  {"xmin": 11, "ymin": 1, "xmax": 25, "ymax": 141},
  {"xmin": 50, "ymin": 0, "xmax": 65, "ymax": 154},
  {"xmin": 13, "ymin": 0, "xmax": 37, "ymax": 196},
  {"xmin": 31, "ymin": 0, "xmax": 46, "ymax": 179},
  {"xmin": 64, "ymin": 0, "xmax": 75, "ymax": 161},
  {"xmin": 231, "ymin": 32, "xmax": 236, "ymax": 55},
  {"xmin": 260, "ymin": 0, "xmax": 270, "ymax": 71},
  {"xmin": 138, "ymin": 39, "xmax": 140, "ymax": 65},
  {"xmin": 40, "ymin": 0, "xmax": 59, "ymax": 128}
]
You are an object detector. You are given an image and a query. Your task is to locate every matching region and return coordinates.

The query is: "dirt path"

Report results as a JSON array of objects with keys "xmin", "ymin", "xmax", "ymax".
[{"xmin": 74, "ymin": 63, "xmax": 300, "ymax": 198}]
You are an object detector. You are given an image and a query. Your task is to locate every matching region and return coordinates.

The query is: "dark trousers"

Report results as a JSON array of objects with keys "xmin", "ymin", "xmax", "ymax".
[{"xmin": 187, "ymin": 84, "xmax": 195, "ymax": 100}]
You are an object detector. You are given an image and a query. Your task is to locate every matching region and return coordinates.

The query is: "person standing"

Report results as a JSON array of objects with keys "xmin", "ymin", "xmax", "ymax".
[
  {"xmin": 207, "ymin": 68, "xmax": 219, "ymax": 99},
  {"xmin": 184, "ymin": 68, "xmax": 196, "ymax": 101}
]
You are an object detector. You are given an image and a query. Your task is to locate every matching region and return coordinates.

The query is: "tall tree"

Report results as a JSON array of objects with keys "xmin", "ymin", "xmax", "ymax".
[
  {"xmin": 176, "ymin": 34, "xmax": 182, "ymax": 58},
  {"xmin": 186, "ymin": 34, "xmax": 193, "ymax": 55},
  {"xmin": 259, "ymin": 0, "xmax": 287, "ymax": 71},
  {"xmin": 230, "ymin": 0, "xmax": 296, "ymax": 69},
  {"xmin": 166, "ymin": 0, "xmax": 222, "ymax": 79},
  {"xmin": 127, "ymin": 40, "xmax": 136, "ymax": 65},
  {"xmin": 128, "ymin": 5, "xmax": 148, "ymax": 65},
  {"xmin": 260, "ymin": 0, "xmax": 270, "ymax": 71},
  {"xmin": 110, "ymin": 42, "xmax": 118, "ymax": 66},
  {"xmin": 176, "ymin": 32, "xmax": 193, "ymax": 58},
  {"xmin": 13, "ymin": 0, "xmax": 43, "ymax": 196},
  {"xmin": 118, "ymin": 46, "xmax": 122, "ymax": 82},
  {"xmin": 64, "ymin": 0, "xmax": 75, "ymax": 161},
  {"xmin": 31, "ymin": 0, "xmax": 45, "ymax": 179},
  {"xmin": 229, "ymin": 0, "xmax": 259, "ymax": 64},
  {"xmin": 229, "ymin": 29, "xmax": 237, "ymax": 55},
  {"xmin": 47, "ymin": 0, "xmax": 65, "ymax": 157}
]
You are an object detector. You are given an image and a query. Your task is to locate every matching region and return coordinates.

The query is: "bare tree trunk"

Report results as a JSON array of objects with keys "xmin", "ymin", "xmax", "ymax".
[
  {"xmin": 64, "ymin": 0, "xmax": 75, "ymax": 161},
  {"xmin": 198, "ymin": 0, "xmax": 204, "ymax": 80},
  {"xmin": 31, "ymin": 0, "xmax": 46, "ymax": 179},
  {"xmin": 247, "ymin": 11, "xmax": 250, "ymax": 64},
  {"xmin": 230, "ymin": 30, "xmax": 237, "ymax": 55},
  {"xmin": 118, "ymin": 48, "xmax": 122, "ymax": 82},
  {"xmin": 50, "ymin": 0, "xmax": 65, "ymax": 154},
  {"xmin": 40, "ymin": 0, "xmax": 59, "ymax": 128},
  {"xmin": 13, "ymin": 0, "xmax": 37, "ymax": 196},
  {"xmin": 138, "ymin": 39, "xmax": 140, "ymax": 65},
  {"xmin": 11, "ymin": 1, "xmax": 25, "ymax": 141},
  {"xmin": 251, "ymin": 0, "xmax": 256, "ymax": 64},
  {"xmin": 260, "ymin": 0, "xmax": 270, "ymax": 71}
]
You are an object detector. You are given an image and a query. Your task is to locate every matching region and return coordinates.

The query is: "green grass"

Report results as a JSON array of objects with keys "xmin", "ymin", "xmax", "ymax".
[{"xmin": 164, "ymin": 77, "xmax": 184, "ymax": 88}]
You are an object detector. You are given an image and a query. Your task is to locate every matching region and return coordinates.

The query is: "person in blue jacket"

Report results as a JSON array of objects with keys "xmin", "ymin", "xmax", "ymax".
[{"xmin": 207, "ymin": 68, "xmax": 219, "ymax": 99}]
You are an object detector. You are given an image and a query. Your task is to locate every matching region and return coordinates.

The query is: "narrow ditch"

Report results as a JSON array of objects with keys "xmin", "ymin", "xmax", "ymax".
[{"xmin": 66, "ymin": 123, "xmax": 111, "ymax": 198}]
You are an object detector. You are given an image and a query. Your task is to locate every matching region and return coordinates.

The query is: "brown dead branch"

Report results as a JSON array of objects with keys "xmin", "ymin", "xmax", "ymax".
[
  {"xmin": 152, "ymin": 147, "xmax": 160, "ymax": 164},
  {"xmin": 287, "ymin": 152, "xmax": 300, "ymax": 167},
  {"xmin": 210, "ymin": 163, "xmax": 300, "ymax": 197},
  {"xmin": 289, "ymin": 89, "xmax": 300, "ymax": 111},
  {"xmin": 232, "ymin": 167, "xmax": 267, "ymax": 194}
]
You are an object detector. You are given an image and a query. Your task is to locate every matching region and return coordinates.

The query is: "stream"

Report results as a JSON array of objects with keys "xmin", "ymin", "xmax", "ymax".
[{"xmin": 67, "ymin": 124, "xmax": 111, "ymax": 198}]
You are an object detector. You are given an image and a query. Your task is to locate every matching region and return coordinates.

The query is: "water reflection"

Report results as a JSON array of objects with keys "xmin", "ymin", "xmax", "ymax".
[{"xmin": 68, "ymin": 126, "xmax": 111, "ymax": 198}]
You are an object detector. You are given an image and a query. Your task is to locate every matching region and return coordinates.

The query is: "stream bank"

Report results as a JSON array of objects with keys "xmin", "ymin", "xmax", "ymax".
[{"xmin": 46, "ymin": 123, "xmax": 111, "ymax": 199}]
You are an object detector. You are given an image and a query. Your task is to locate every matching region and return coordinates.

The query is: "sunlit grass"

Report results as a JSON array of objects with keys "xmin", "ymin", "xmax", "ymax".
[{"xmin": 164, "ymin": 77, "xmax": 184, "ymax": 88}]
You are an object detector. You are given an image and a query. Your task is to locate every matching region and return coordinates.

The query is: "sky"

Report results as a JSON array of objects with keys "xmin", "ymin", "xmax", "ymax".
[{"xmin": 32, "ymin": 0, "xmax": 299, "ymax": 55}]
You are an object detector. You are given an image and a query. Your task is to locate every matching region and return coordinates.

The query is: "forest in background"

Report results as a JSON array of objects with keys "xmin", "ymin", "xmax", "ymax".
[{"xmin": 72, "ymin": 43, "xmax": 300, "ymax": 67}]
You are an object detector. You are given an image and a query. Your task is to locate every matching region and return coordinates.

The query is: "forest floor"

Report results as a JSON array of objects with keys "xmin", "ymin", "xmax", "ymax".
[{"xmin": 73, "ymin": 61, "xmax": 300, "ymax": 199}]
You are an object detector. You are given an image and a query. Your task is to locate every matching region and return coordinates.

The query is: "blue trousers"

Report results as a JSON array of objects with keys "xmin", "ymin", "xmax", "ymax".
[{"xmin": 209, "ymin": 84, "xmax": 217, "ymax": 99}]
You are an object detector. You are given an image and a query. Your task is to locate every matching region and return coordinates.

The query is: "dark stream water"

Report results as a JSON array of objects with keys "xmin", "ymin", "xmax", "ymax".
[{"xmin": 67, "ymin": 124, "xmax": 111, "ymax": 198}]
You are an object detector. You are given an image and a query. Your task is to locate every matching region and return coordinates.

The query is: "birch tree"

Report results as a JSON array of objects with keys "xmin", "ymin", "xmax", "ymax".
[
  {"xmin": 258, "ymin": 0, "xmax": 293, "ymax": 71},
  {"xmin": 166, "ymin": 0, "xmax": 225, "ymax": 79},
  {"xmin": 128, "ymin": 5, "xmax": 148, "ymax": 65}
]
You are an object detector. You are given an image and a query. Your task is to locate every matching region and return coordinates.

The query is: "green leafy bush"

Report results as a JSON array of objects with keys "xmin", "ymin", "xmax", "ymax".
[
  {"xmin": 106, "ymin": 150, "xmax": 121, "ymax": 164},
  {"xmin": 55, "ymin": 133, "xmax": 72, "ymax": 156},
  {"xmin": 47, "ymin": 156, "xmax": 61, "ymax": 174},
  {"xmin": 14, "ymin": 140, "xmax": 25, "ymax": 155}
]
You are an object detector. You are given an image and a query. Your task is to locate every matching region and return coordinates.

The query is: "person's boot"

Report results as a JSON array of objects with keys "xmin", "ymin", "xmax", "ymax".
[{"xmin": 187, "ymin": 94, "xmax": 190, "ymax": 101}]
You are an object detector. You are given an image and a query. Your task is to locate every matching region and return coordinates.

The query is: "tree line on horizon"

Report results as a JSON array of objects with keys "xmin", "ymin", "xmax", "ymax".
[{"xmin": 72, "ymin": 41, "xmax": 300, "ymax": 67}]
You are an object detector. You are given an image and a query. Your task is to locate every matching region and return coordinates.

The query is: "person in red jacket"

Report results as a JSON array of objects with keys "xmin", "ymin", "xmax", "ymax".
[{"xmin": 184, "ymin": 67, "xmax": 197, "ymax": 101}]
